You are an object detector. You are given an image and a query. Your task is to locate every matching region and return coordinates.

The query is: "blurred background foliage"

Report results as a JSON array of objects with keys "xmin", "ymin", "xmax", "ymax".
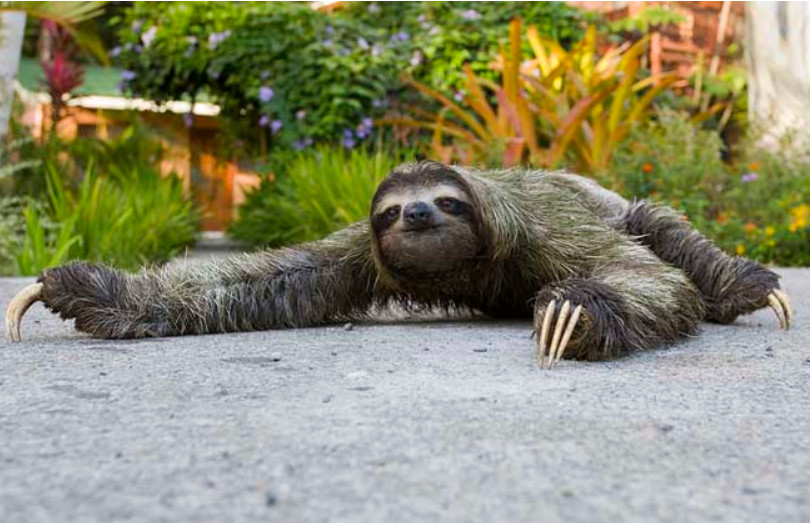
[{"xmin": 2, "ymin": 1, "xmax": 809, "ymax": 271}]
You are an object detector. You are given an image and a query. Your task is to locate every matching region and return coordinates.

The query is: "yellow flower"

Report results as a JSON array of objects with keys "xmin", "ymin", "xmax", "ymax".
[
  {"xmin": 789, "ymin": 223, "xmax": 798, "ymax": 233},
  {"xmin": 797, "ymin": 217, "xmax": 807, "ymax": 228},
  {"xmin": 736, "ymin": 244, "xmax": 745, "ymax": 255},
  {"xmin": 767, "ymin": 240, "xmax": 776, "ymax": 247},
  {"xmin": 765, "ymin": 226, "xmax": 776, "ymax": 237}
]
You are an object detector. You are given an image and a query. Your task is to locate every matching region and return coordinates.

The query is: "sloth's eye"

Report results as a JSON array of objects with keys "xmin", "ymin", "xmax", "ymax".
[
  {"xmin": 384, "ymin": 206, "xmax": 400, "ymax": 219},
  {"xmin": 435, "ymin": 198, "xmax": 459, "ymax": 213}
]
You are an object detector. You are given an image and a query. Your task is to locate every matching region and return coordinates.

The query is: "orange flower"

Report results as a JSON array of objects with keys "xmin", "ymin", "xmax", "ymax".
[
  {"xmin": 749, "ymin": 162, "xmax": 760, "ymax": 171},
  {"xmin": 716, "ymin": 212, "xmax": 729, "ymax": 224},
  {"xmin": 642, "ymin": 162, "xmax": 654, "ymax": 174},
  {"xmin": 744, "ymin": 222, "xmax": 757, "ymax": 234}
]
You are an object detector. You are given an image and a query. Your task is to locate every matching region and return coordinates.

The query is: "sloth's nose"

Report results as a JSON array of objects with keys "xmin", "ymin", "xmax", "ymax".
[{"xmin": 403, "ymin": 201, "xmax": 433, "ymax": 229}]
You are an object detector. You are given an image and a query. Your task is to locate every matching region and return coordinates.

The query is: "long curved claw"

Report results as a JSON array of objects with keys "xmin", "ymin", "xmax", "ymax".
[
  {"xmin": 5, "ymin": 283, "xmax": 43, "ymax": 342},
  {"xmin": 537, "ymin": 299, "xmax": 556, "ymax": 366},
  {"xmin": 768, "ymin": 290, "xmax": 792, "ymax": 331},
  {"xmin": 553, "ymin": 305, "xmax": 583, "ymax": 368},
  {"xmin": 536, "ymin": 299, "xmax": 584, "ymax": 369}
]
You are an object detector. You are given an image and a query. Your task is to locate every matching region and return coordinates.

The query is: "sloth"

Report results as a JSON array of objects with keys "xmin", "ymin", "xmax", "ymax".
[{"xmin": 5, "ymin": 161, "xmax": 792, "ymax": 368}]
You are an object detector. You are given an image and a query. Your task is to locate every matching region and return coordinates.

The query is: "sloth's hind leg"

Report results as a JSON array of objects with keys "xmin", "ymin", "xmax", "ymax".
[{"xmin": 622, "ymin": 201, "xmax": 792, "ymax": 328}]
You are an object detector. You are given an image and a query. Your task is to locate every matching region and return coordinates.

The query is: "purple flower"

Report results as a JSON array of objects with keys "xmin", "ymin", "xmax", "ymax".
[
  {"xmin": 183, "ymin": 113, "xmax": 194, "ymax": 128},
  {"xmin": 343, "ymin": 128, "xmax": 354, "ymax": 139},
  {"xmin": 208, "ymin": 30, "xmax": 231, "ymax": 51},
  {"xmin": 110, "ymin": 46, "xmax": 122, "ymax": 57},
  {"xmin": 342, "ymin": 136, "xmax": 356, "ymax": 149},
  {"xmin": 131, "ymin": 19, "xmax": 143, "ymax": 34},
  {"xmin": 325, "ymin": 25, "xmax": 334, "ymax": 36},
  {"xmin": 410, "ymin": 50, "xmax": 423, "ymax": 67},
  {"xmin": 270, "ymin": 120, "xmax": 283, "ymax": 134},
  {"xmin": 361, "ymin": 117, "xmax": 373, "ymax": 129},
  {"xmin": 134, "ymin": 45, "xmax": 143, "ymax": 54},
  {"xmin": 453, "ymin": 90, "xmax": 465, "ymax": 102},
  {"xmin": 292, "ymin": 138, "xmax": 312, "ymax": 151},
  {"xmin": 460, "ymin": 9, "xmax": 482, "ymax": 21},
  {"xmin": 372, "ymin": 43, "xmax": 383, "ymax": 58},
  {"xmin": 741, "ymin": 172, "xmax": 759, "ymax": 183},
  {"xmin": 428, "ymin": 26, "xmax": 440, "ymax": 36},
  {"xmin": 371, "ymin": 98, "xmax": 386, "ymax": 108},
  {"xmin": 141, "ymin": 26, "xmax": 158, "ymax": 48},
  {"xmin": 120, "ymin": 70, "xmax": 137, "ymax": 82},
  {"xmin": 258, "ymin": 86, "xmax": 274, "ymax": 103},
  {"xmin": 116, "ymin": 82, "xmax": 126, "ymax": 94},
  {"xmin": 124, "ymin": 42, "xmax": 133, "ymax": 52},
  {"xmin": 357, "ymin": 37, "xmax": 369, "ymax": 50},
  {"xmin": 209, "ymin": 70, "xmax": 220, "ymax": 80},
  {"xmin": 391, "ymin": 31, "xmax": 410, "ymax": 43},
  {"xmin": 323, "ymin": 38, "xmax": 333, "ymax": 47},
  {"xmin": 258, "ymin": 115, "xmax": 270, "ymax": 127},
  {"xmin": 368, "ymin": 3, "xmax": 380, "ymax": 14},
  {"xmin": 417, "ymin": 14, "xmax": 427, "ymax": 23},
  {"xmin": 296, "ymin": 110, "xmax": 307, "ymax": 120}
]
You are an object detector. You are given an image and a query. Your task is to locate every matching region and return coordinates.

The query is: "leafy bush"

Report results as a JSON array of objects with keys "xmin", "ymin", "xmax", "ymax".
[
  {"xmin": 392, "ymin": 20, "xmax": 676, "ymax": 172},
  {"xmin": 229, "ymin": 147, "xmax": 414, "ymax": 248},
  {"xmin": 604, "ymin": 112, "xmax": 810, "ymax": 266},
  {"xmin": 112, "ymin": 2, "xmax": 585, "ymax": 153},
  {"xmin": 0, "ymin": 127, "xmax": 199, "ymax": 275}
]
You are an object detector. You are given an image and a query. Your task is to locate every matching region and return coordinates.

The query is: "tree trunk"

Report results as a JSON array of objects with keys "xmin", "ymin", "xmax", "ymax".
[
  {"xmin": 746, "ymin": 2, "xmax": 810, "ymax": 147},
  {"xmin": 0, "ymin": 11, "xmax": 27, "ymax": 148}
]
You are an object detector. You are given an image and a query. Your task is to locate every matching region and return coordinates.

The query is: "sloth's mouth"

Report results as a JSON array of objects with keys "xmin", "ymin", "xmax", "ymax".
[{"xmin": 401, "ymin": 224, "xmax": 443, "ymax": 234}]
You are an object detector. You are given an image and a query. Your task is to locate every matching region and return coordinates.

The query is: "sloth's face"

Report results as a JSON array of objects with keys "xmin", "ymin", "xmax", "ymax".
[{"xmin": 371, "ymin": 181, "xmax": 481, "ymax": 275}]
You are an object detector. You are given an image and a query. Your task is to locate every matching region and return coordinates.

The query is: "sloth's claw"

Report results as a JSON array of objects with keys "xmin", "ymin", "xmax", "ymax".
[
  {"xmin": 5, "ymin": 283, "xmax": 43, "ymax": 342},
  {"xmin": 536, "ymin": 299, "xmax": 583, "ymax": 369},
  {"xmin": 767, "ymin": 289, "xmax": 792, "ymax": 331}
]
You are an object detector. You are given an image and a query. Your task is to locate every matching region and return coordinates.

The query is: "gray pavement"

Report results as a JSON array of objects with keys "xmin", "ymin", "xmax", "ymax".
[{"xmin": 1, "ymin": 269, "xmax": 809, "ymax": 523}]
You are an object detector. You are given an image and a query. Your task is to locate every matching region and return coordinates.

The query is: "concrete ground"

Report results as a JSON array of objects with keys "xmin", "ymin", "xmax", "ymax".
[{"xmin": 0, "ymin": 270, "xmax": 808, "ymax": 523}]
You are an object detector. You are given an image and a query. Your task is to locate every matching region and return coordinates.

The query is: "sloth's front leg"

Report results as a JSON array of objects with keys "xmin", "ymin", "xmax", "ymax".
[
  {"xmin": 533, "ymin": 260, "xmax": 704, "ymax": 367},
  {"xmin": 6, "ymin": 224, "xmax": 378, "ymax": 340}
]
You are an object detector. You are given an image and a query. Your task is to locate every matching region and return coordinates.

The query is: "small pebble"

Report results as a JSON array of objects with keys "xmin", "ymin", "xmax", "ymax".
[
  {"xmin": 331, "ymin": 351, "xmax": 339, "ymax": 356},
  {"xmin": 343, "ymin": 322, "xmax": 354, "ymax": 331},
  {"xmin": 322, "ymin": 395, "xmax": 333, "ymax": 403},
  {"xmin": 265, "ymin": 491, "xmax": 278, "ymax": 506},
  {"xmin": 659, "ymin": 424, "xmax": 675, "ymax": 433},
  {"xmin": 473, "ymin": 348, "xmax": 487, "ymax": 353},
  {"xmin": 269, "ymin": 352, "xmax": 282, "ymax": 362},
  {"xmin": 765, "ymin": 347, "xmax": 773, "ymax": 352},
  {"xmin": 422, "ymin": 347, "xmax": 430, "ymax": 351}
]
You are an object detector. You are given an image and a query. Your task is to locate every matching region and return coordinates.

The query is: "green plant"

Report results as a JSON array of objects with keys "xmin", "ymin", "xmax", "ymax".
[
  {"xmin": 12, "ymin": 204, "xmax": 80, "ymax": 276},
  {"xmin": 111, "ymin": 2, "xmax": 585, "ymax": 154},
  {"xmin": 229, "ymin": 146, "xmax": 413, "ymax": 247},
  {"xmin": 605, "ymin": 112, "xmax": 810, "ymax": 267},
  {"xmin": 1, "ymin": 125, "xmax": 199, "ymax": 275},
  {"xmin": 392, "ymin": 20, "xmax": 677, "ymax": 172}
]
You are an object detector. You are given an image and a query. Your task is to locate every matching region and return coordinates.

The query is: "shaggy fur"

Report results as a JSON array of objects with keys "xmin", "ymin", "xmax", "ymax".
[{"xmin": 36, "ymin": 161, "xmax": 783, "ymax": 361}]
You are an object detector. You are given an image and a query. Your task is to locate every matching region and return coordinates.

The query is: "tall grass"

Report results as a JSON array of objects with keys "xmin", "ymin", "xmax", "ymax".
[
  {"xmin": 229, "ymin": 147, "xmax": 414, "ymax": 247},
  {"xmin": 4, "ymin": 160, "xmax": 198, "ymax": 276}
]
